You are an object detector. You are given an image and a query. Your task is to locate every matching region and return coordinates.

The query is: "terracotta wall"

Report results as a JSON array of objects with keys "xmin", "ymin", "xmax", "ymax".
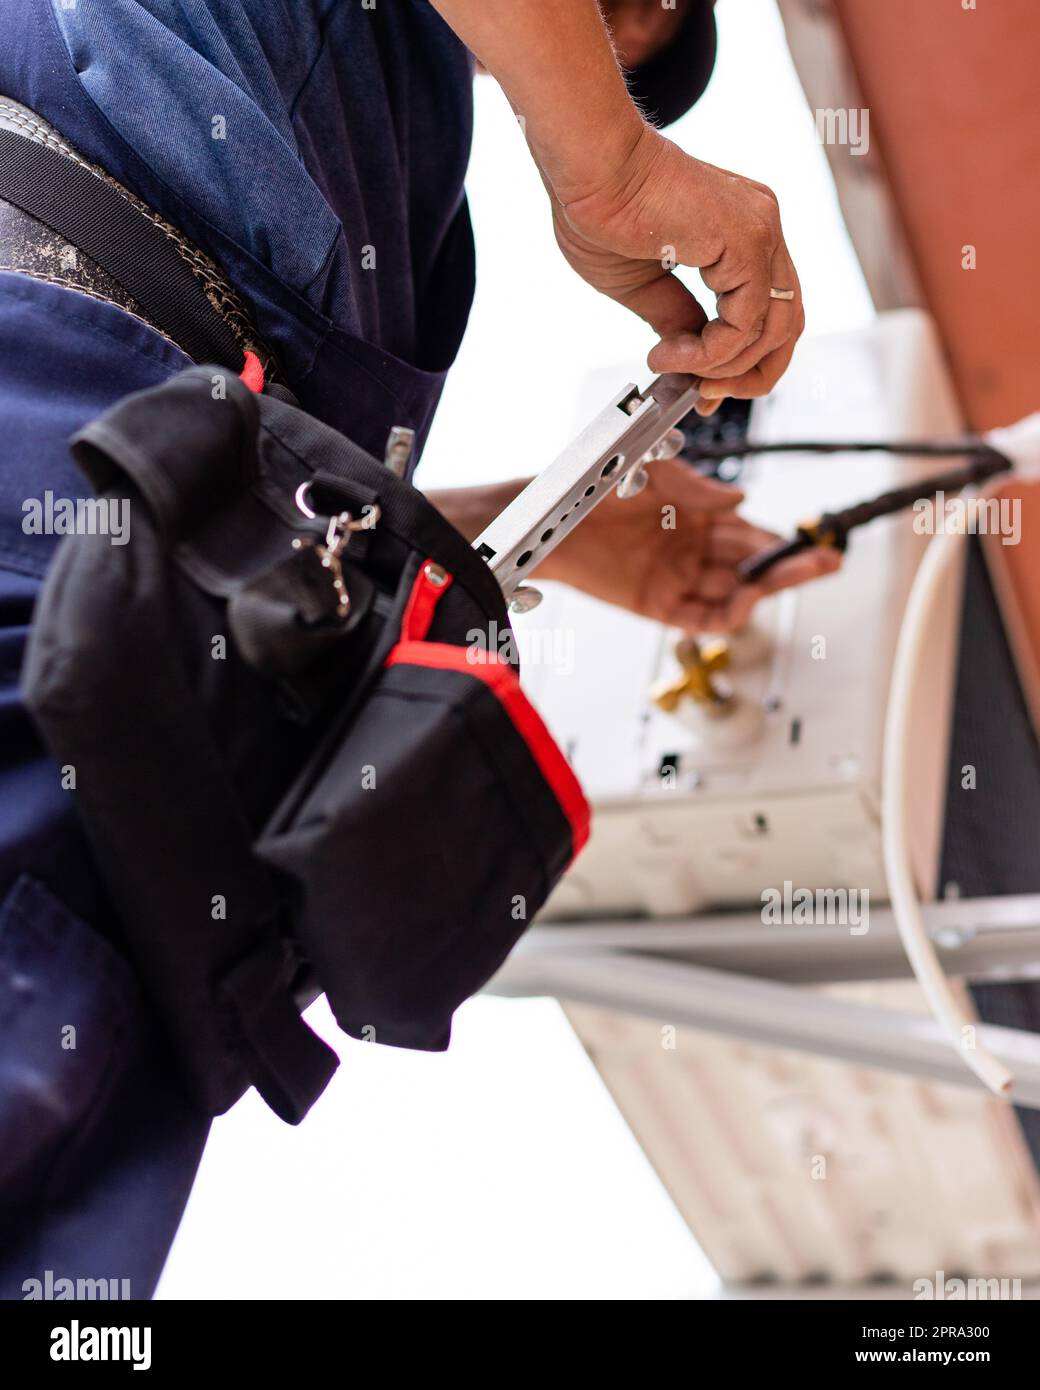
[{"xmin": 832, "ymin": 0, "xmax": 1040, "ymax": 430}]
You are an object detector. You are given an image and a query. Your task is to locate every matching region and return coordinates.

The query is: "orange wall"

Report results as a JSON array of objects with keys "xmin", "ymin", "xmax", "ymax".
[{"xmin": 833, "ymin": 0, "xmax": 1040, "ymax": 430}]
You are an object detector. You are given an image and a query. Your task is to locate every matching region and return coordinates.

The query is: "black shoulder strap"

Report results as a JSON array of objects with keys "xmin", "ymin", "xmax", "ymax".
[{"xmin": 0, "ymin": 126, "xmax": 244, "ymax": 369}]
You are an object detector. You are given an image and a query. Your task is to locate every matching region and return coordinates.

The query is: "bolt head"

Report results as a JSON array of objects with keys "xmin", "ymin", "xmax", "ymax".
[{"xmin": 509, "ymin": 585, "xmax": 543, "ymax": 614}]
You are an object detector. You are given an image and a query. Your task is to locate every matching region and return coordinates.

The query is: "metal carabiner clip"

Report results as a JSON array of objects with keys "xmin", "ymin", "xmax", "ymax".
[{"xmin": 291, "ymin": 483, "xmax": 382, "ymax": 620}]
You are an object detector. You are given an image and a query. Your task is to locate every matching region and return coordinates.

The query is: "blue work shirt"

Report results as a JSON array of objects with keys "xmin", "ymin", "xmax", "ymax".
[
  {"xmin": 0, "ymin": 0, "xmax": 476, "ymax": 566},
  {"xmin": 0, "ymin": 0, "xmax": 477, "ymax": 1299}
]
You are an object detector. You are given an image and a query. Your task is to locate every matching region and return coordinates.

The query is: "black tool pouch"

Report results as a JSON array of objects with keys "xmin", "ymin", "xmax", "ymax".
[{"xmin": 22, "ymin": 367, "xmax": 589, "ymax": 1122}]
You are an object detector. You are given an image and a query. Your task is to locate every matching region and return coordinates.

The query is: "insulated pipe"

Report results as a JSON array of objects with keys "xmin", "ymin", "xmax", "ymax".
[{"xmin": 881, "ymin": 518, "xmax": 1014, "ymax": 1097}]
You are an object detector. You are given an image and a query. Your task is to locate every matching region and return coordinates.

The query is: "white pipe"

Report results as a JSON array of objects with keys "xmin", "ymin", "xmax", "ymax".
[
  {"xmin": 488, "ymin": 952, "xmax": 1040, "ymax": 1105},
  {"xmin": 986, "ymin": 411, "xmax": 1040, "ymax": 479},
  {"xmin": 881, "ymin": 521, "xmax": 1014, "ymax": 1096}
]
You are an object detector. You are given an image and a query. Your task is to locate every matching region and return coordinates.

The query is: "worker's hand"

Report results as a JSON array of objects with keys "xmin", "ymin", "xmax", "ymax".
[
  {"xmin": 535, "ymin": 457, "xmax": 839, "ymax": 632},
  {"xmin": 554, "ymin": 126, "xmax": 804, "ymax": 418}
]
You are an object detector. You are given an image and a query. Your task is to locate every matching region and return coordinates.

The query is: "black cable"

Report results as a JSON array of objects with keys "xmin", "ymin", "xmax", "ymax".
[{"xmin": 683, "ymin": 436, "xmax": 1015, "ymax": 583}]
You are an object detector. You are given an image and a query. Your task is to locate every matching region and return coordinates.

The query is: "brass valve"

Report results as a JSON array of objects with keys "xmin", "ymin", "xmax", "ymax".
[{"xmin": 650, "ymin": 636, "xmax": 733, "ymax": 715}]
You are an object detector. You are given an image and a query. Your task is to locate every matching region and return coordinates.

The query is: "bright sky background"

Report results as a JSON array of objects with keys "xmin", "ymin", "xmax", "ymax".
[{"xmin": 156, "ymin": 0, "xmax": 873, "ymax": 1301}]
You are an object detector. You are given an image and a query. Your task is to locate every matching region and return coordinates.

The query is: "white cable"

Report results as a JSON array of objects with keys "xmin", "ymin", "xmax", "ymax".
[
  {"xmin": 877, "ymin": 406, "xmax": 1040, "ymax": 1097},
  {"xmin": 986, "ymin": 411, "xmax": 1040, "ymax": 480},
  {"xmin": 881, "ymin": 521, "xmax": 1014, "ymax": 1097}
]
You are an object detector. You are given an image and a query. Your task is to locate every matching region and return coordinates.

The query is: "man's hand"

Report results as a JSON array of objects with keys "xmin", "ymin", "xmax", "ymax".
[
  {"xmin": 556, "ymin": 127, "xmax": 804, "ymax": 419},
  {"xmin": 427, "ymin": 0, "xmax": 821, "ymax": 624},
  {"xmin": 431, "ymin": 1, "xmax": 804, "ymax": 414},
  {"xmin": 430, "ymin": 464, "xmax": 840, "ymax": 634},
  {"xmin": 532, "ymin": 458, "xmax": 838, "ymax": 632}
]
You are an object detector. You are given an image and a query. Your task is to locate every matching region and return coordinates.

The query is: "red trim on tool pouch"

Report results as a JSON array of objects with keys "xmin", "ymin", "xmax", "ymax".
[
  {"xmin": 399, "ymin": 562, "xmax": 455, "ymax": 642},
  {"xmin": 240, "ymin": 350, "xmax": 265, "ymax": 393},
  {"xmin": 386, "ymin": 563, "xmax": 590, "ymax": 857}
]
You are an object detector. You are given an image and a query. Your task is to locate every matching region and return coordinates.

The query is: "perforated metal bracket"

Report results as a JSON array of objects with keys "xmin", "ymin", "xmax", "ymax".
[{"xmin": 474, "ymin": 373, "xmax": 701, "ymax": 601}]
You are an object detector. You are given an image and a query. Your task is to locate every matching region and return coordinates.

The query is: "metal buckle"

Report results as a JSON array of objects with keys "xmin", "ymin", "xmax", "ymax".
[{"xmin": 292, "ymin": 483, "xmax": 381, "ymax": 619}]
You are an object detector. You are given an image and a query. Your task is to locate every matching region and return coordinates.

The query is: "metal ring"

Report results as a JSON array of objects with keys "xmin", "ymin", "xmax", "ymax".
[{"xmin": 294, "ymin": 481, "xmax": 317, "ymax": 519}]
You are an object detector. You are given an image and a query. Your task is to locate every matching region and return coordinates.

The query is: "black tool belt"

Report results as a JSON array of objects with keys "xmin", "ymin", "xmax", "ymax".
[
  {"xmin": 3, "ymin": 102, "xmax": 589, "ymax": 1122},
  {"xmin": 0, "ymin": 96, "xmax": 277, "ymax": 378},
  {"xmin": 22, "ymin": 366, "xmax": 589, "ymax": 1122}
]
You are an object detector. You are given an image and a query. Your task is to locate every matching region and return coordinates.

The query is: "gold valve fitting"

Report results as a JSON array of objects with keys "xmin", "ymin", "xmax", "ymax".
[
  {"xmin": 799, "ymin": 518, "xmax": 839, "ymax": 550},
  {"xmin": 650, "ymin": 636, "xmax": 733, "ymax": 715}
]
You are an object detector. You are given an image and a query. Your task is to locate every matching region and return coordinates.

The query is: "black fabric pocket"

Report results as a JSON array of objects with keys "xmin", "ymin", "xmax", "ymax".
[
  {"xmin": 257, "ymin": 563, "xmax": 589, "ymax": 1051},
  {"xmin": 22, "ymin": 364, "xmax": 586, "ymax": 1120}
]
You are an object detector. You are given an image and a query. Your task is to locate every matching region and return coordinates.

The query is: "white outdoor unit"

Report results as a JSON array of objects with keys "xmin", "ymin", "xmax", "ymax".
[
  {"xmin": 494, "ymin": 311, "xmax": 1040, "ymax": 1289},
  {"xmin": 522, "ymin": 309, "xmax": 964, "ymax": 920}
]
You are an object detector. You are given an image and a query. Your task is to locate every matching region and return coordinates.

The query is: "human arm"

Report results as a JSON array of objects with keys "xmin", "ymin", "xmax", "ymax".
[
  {"xmin": 429, "ymin": 0, "xmax": 804, "ymax": 415},
  {"xmin": 428, "ymin": 465, "xmax": 838, "ymax": 634}
]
